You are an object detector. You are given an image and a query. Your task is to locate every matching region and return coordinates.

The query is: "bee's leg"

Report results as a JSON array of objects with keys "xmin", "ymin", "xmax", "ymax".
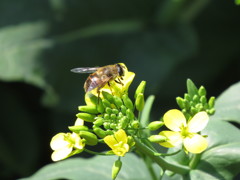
[
  {"xmin": 114, "ymin": 78, "xmax": 124, "ymax": 86},
  {"xmin": 107, "ymin": 82, "xmax": 114, "ymax": 95}
]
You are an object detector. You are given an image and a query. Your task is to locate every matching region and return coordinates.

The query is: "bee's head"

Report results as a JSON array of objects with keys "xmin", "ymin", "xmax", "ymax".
[{"xmin": 116, "ymin": 63, "xmax": 125, "ymax": 76}]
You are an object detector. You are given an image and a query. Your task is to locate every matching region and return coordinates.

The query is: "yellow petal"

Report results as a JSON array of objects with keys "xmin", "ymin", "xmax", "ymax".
[
  {"xmin": 183, "ymin": 133, "xmax": 208, "ymax": 154},
  {"xmin": 51, "ymin": 145, "xmax": 73, "ymax": 161},
  {"xmin": 187, "ymin": 112, "xmax": 209, "ymax": 133},
  {"xmin": 74, "ymin": 118, "xmax": 84, "ymax": 126},
  {"xmin": 163, "ymin": 109, "xmax": 187, "ymax": 131},
  {"xmin": 159, "ymin": 131, "xmax": 182, "ymax": 148},
  {"xmin": 114, "ymin": 129, "xmax": 128, "ymax": 144},
  {"xmin": 112, "ymin": 143, "xmax": 129, "ymax": 157},
  {"xmin": 50, "ymin": 133, "xmax": 69, "ymax": 150},
  {"xmin": 104, "ymin": 135, "xmax": 118, "ymax": 149}
]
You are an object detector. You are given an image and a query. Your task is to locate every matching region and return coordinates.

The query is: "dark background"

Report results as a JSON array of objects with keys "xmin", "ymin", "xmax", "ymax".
[{"xmin": 0, "ymin": 0, "xmax": 239, "ymax": 179}]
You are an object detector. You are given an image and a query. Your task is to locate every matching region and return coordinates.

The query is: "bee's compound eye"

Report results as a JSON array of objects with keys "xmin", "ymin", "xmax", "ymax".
[{"xmin": 117, "ymin": 64, "xmax": 124, "ymax": 76}]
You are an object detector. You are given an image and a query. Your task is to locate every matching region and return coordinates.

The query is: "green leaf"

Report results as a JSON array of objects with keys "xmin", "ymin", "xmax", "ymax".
[
  {"xmin": 186, "ymin": 79, "xmax": 198, "ymax": 98},
  {"xmin": 193, "ymin": 119, "xmax": 240, "ymax": 179},
  {"xmin": 21, "ymin": 153, "xmax": 155, "ymax": 180},
  {"xmin": 210, "ymin": 81, "xmax": 240, "ymax": 123},
  {"xmin": 235, "ymin": 0, "xmax": 240, "ymax": 5},
  {"xmin": 140, "ymin": 95, "xmax": 155, "ymax": 128}
]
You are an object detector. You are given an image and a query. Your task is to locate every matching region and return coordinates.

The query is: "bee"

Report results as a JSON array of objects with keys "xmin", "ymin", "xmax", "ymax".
[{"xmin": 71, "ymin": 63, "xmax": 125, "ymax": 93}]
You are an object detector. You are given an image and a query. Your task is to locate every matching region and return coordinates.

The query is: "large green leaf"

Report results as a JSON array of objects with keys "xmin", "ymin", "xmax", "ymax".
[
  {"xmin": 20, "ymin": 153, "xmax": 156, "ymax": 180},
  {"xmin": 210, "ymin": 81, "xmax": 240, "ymax": 124},
  {"xmin": 190, "ymin": 119, "xmax": 240, "ymax": 179}
]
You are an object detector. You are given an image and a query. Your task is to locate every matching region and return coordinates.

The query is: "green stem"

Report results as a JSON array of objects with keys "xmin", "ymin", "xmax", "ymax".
[
  {"xmin": 134, "ymin": 137, "xmax": 190, "ymax": 175},
  {"xmin": 84, "ymin": 149, "xmax": 113, "ymax": 156},
  {"xmin": 189, "ymin": 154, "xmax": 201, "ymax": 169}
]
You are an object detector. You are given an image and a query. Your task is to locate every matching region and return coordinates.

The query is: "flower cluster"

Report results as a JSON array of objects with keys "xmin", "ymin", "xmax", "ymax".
[
  {"xmin": 50, "ymin": 63, "xmax": 145, "ymax": 160},
  {"xmin": 50, "ymin": 63, "xmax": 214, "ymax": 180}
]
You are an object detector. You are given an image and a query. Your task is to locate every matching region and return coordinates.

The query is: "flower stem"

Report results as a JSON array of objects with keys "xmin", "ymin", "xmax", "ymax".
[
  {"xmin": 134, "ymin": 137, "xmax": 190, "ymax": 175},
  {"xmin": 84, "ymin": 149, "xmax": 113, "ymax": 156},
  {"xmin": 189, "ymin": 154, "xmax": 201, "ymax": 169}
]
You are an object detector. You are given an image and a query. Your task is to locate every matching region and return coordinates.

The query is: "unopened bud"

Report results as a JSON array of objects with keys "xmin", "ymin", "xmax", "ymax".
[
  {"xmin": 208, "ymin": 96, "xmax": 215, "ymax": 108},
  {"xmin": 176, "ymin": 97, "xmax": 185, "ymax": 109},
  {"xmin": 79, "ymin": 131, "xmax": 98, "ymax": 146},
  {"xmin": 112, "ymin": 159, "xmax": 122, "ymax": 180},
  {"xmin": 148, "ymin": 135, "xmax": 167, "ymax": 143},
  {"xmin": 134, "ymin": 81, "xmax": 146, "ymax": 99},
  {"xmin": 148, "ymin": 121, "xmax": 164, "ymax": 131},
  {"xmin": 135, "ymin": 93, "xmax": 145, "ymax": 111},
  {"xmin": 122, "ymin": 94, "xmax": 134, "ymax": 110},
  {"xmin": 198, "ymin": 86, "xmax": 206, "ymax": 96},
  {"xmin": 76, "ymin": 113, "xmax": 96, "ymax": 122},
  {"xmin": 68, "ymin": 125, "xmax": 89, "ymax": 133},
  {"xmin": 78, "ymin": 105, "xmax": 98, "ymax": 114}
]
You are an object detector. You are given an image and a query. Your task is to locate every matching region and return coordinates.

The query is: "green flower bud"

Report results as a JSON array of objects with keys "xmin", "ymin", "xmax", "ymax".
[
  {"xmin": 102, "ymin": 99, "xmax": 112, "ymax": 108},
  {"xmin": 148, "ymin": 121, "xmax": 164, "ymax": 131},
  {"xmin": 176, "ymin": 97, "xmax": 185, "ymax": 109},
  {"xmin": 200, "ymin": 96, "xmax": 207, "ymax": 104},
  {"xmin": 104, "ymin": 122, "xmax": 110, "ymax": 129},
  {"xmin": 183, "ymin": 99, "xmax": 190, "ymax": 109},
  {"xmin": 193, "ymin": 95, "xmax": 199, "ymax": 103},
  {"xmin": 120, "ymin": 105, "xmax": 127, "ymax": 114},
  {"xmin": 79, "ymin": 131, "xmax": 98, "ymax": 146},
  {"xmin": 126, "ymin": 108, "xmax": 134, "ymax": 120},
  {"xmin": 112, "ymin": 109, "xmax": 119, "ymax": 114},
  {"xmin": 102, "ymin": 91, "xmax": 114, "ymax": 103},
  {"xmin": 198, "ymin": 86, "xmax": 206, "ymax": 96},
  {"xmin": 97, "ymin": 99, "xmax": 105, "ymax": 113},
  {"xmin": 76, "ymin": 113, "xmax": 96, "ymax": 122},
  {"xmin": 93, "ymin": 127, "xmax": 107, "ymax": 138},
  {"xmin": 190, "ymin": 107, "xmax": 198, "ymax": 115},
  {"xmin": 113, "ymin": 96, "xmax": 123, "ymax": 109},
  {"xmin": 105, "ymin": 107, "xmax": 112, "ymax": 114},
  {"xmin": 135, "ymin": 93, "xmax": 145, "ymax": 111},
  {"xmin": 122, "ymin": 94, "xmax": 134, "ymax": 110},
  {"xmin": 68, "ymin": 125, "xmax": 89, "ymax": 133},
  {"xmin": 119, "ymin": 117, "xmax": 129, "ymax": 129},
  {"xmin": 88, "ymin": 94, "xmax": 98, "ymax": 105},
  {"xmin": 110, "ymin": 114, "xmax": 117, "ymax": 120},
  {"xmin": 127, "ymin": 136, "xmax": 135, "ymax": 147},
  {"xmin": 208, "ymin": 96, "xmax": 215, "ymax": 108},
  {"xmin": 134, "ymin": 81, "xmax": 146, "ymax": 99},
  {"xmin": 131, "ymin": 120, "xmax": 139, "ymax": 129},
  {"xmin": 78, "ymin": 105, "xmax": 98, "ymax": 114},
  {"xmin": 195, "ymin": 103, "xmax": 203, "ymax": 111},
  {"xmin": 93, "ymin": 118, "xmax": 103, "ymax": 126},
  {"xmin": 112, "ymin": 159, "xmax": 122, "ymax": 180},
  {"xmin": 207, "ymin": 108, "xmax": 215, "ymax": 115},
  {"xmin": 148, "ymin": 135, "xmax": 167, "ymax": 143},
  {"xmin": 110, "ymin": 123, "xmax": 117, "ymax": 129},
  {"xmin": 184, "ymin": 93, "xmax": 191, "ymax": 101},
  {"xmin": 104, "ymin": 114, "xmax": 110, "ymax": 120}
]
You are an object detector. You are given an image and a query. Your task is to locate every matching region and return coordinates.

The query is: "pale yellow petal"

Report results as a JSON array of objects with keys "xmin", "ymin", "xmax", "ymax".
[
  {"xmin": 50, "ymin": 133, "xmax": 69, "ymax": 150},
  {"xmin": 51, "ymin": 145, "xmax": 73, "ymax": 161},
  {"xmin": 188, "ymin": 112, "xmax": 209, "ymax": 133},
  {"xmin": 74, "ymin": 118, "xmax": 84, "ymax": 126},
  {"xmin": 114, "ymin": 129, "xmax": 128, "ymax": 144},
  {"xmin": 183, "ymin": 134, "xmax": 208, "ymax": 154},
  {"xmin": 163, "ymin": 109, "xmax": 187, "ymax": 131},
  {"xmin": 104, "ymin": 135, "xmax": 117, "ymax": 149},
  {"xmin": 159, "ymin": 131, "xmax": 182, "ymax": 148}
]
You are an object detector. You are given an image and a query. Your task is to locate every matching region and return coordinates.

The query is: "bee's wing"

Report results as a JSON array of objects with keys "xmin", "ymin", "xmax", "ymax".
[{"xmin": 70, "ymin": 67, "xmax": 99, "ymax": 73}]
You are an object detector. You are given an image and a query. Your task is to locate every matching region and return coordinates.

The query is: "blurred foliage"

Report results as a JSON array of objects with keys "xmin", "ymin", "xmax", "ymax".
[{"xmin": 0, "ymin": 0, "xmax": 239, "ymax": 179}]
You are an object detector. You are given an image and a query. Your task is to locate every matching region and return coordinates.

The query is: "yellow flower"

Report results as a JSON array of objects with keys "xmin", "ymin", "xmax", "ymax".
[
  {"xmin": 159, "ymin": 109, "xmax": 209, "ymax": 154},
  {"xmin": 85, "ymin": 63, "xmax": 135, "ymax": 105},
  {"xmin": 104, "ymin": 129, "xmax": 130, "ymax": 157},
  {"xmin": 50, "ymin": 132, "xmax": 85, "ymax": 161}
]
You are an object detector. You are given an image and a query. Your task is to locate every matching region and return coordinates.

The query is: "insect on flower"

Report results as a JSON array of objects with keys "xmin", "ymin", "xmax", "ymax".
[{"xmin": 71, "ymin": 63, "xmax": 125, "ymax": 94}]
